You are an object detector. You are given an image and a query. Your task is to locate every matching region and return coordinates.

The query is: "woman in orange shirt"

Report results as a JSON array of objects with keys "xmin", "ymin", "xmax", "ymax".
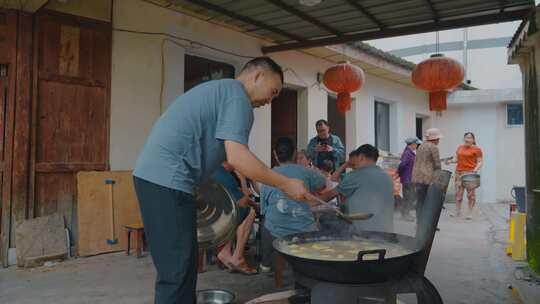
[{"xmin": 446, "ymin": 132, "xmax": 483, "ymax": 219}]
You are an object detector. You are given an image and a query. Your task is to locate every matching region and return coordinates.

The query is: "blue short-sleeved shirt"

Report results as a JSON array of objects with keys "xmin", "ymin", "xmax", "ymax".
[
  {"xmin": 210, "ymin": 166, "xmax": 244, "ymax": 202},
  {"xmin": 261, "ymin": 164, "xmax": 326, "ymax": 238},
  {"xmin": 133, "ymin": 79, "xmax": 254, "ymax": 194},
  {"xmin": 336, "ymin": 165, "xmax": 394, "ymax": 233}
]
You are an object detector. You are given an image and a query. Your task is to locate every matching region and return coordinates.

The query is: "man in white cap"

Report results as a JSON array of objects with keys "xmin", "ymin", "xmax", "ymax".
[{"xmin": 412, "ymin": 128, "xmax": 442, "ymax": 224}]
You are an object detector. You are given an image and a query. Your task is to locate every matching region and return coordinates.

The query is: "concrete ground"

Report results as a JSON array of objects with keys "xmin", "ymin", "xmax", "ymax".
[{"xmin": 1, "ymin": 203, "xmax": 538, "ymax": 304}]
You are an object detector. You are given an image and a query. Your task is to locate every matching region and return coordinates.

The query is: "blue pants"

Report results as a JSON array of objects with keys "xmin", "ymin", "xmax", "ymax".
[{"xmin": 133, "ymin": 177, "xmax": 197, "ymax": 304}]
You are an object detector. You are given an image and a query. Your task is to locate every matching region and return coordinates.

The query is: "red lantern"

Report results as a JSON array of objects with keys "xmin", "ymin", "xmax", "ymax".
[
  {"xmin": 412, "ymin": 54, "xmax": 464, "ymax": 113},
  {"xmin": 323, "ymin": 62, "xmax": 365, "ymax": 114}
]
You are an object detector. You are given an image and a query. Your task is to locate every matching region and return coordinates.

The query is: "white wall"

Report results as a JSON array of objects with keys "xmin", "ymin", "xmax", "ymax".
[
  {"xmin": 496, "ymin": 103, "xmax": 526, "ymax": 201},
  {"xmin": 436, "ymin": 104, "xmax": 498, "ymax": 203},
  {"xmin": 367, "ymin": 22, "xmax": 523, "ymax": 90},
  {"xmin": 110, "ymin": 0, "xmax": 430, "ymax": 170},
  {"xmin": 350, "ymin": 74, "xmax": 430, "ymax": 155},
  {"xmin": 436, "ymin": 102, "xmax": 525, "ymax": 203}
]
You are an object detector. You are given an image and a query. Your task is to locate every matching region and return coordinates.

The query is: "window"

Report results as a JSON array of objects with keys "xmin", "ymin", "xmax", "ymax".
[
  {"xmin": 507, "ymin": 103, "xmax": 524, "ymax": 126},
  {"xmin": 375, "ymin": 101, "xmax": 390, "ymax": 151},
  {"xmin": 184, "ymin": 55, "xmax": 235, "ymax": 91}
]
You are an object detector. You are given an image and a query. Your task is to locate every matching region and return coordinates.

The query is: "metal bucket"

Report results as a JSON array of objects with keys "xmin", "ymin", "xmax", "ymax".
[
  {"xmin": 461, "ymin": 173, "xmax": 480, "ymax": 190},
  {"xmin": 197, "ymin": 289, "xmax": 235, "ymax": 304},
  {"xmin": 196, "ymin": 181, "xmax": 238, "ymax": 250}
]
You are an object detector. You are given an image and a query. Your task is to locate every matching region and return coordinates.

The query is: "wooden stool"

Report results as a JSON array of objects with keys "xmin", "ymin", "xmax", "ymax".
[{"xmin": 124, "ymin": 224, "xmax": 145, "ymax": 258}]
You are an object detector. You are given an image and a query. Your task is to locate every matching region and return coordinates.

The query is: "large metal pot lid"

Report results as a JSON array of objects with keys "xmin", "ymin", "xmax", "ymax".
[{"xmin": 196, "ymin": 181, "xmax": 238, "ymax": 250}]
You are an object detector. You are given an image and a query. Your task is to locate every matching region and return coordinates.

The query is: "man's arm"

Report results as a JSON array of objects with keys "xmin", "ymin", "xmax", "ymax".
[
  {"xmin": 331, "ymin": 136, "xmax": 346, "ymax": 164},
  {"xmin": 225, "ymin": 141, "xmax": 306, "ymax": 200},
  {"xmin": 331, "ymin": 161, "xmax": 349, "ymax": 182},
  {"xmin": 397, "ymin": 152, "xmax": 412, "ymax": 177},
  {"xmin": 317, "ymin": 188, "xmax": 339, "ymax": 202},
  {"xmin": 431, "ymin": 145, "xmax": 441, "ymax": 171},
  {"xmin": 306, "ymin": 138, "xmax": 317, "ymax": 162}
]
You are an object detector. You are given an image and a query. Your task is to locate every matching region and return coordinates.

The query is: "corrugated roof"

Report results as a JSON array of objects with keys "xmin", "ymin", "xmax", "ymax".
[{"xmin": 149, "ymin": 0, "xmax": 533, "ymax": 53}]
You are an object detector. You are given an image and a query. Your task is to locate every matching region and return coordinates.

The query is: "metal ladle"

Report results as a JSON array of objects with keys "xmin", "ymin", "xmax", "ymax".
[{"xmin": 305, "ymin": 193, "xmax": 373, "ymax": 224}]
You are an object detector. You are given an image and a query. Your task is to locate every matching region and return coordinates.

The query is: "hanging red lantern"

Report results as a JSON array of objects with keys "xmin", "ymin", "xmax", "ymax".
[
  {"xmin": 412, "ymin": 54, "xmax": 464, "ymax": 113},
  {"xmin": 323, "ymin": 62, "xmax": 365, "ymax": 114}
]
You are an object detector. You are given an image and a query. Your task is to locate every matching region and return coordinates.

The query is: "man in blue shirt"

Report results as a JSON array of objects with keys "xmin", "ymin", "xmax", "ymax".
[
  {"xmin": 307, "ymin": 119, "xmax": 345, "ymax": 170},
  {"xmin": 260, "ymin": 137, "xmax": 326, "ymax": 269},
  {"xmin": 133, "ymin": 57, "xmax": 308, "ymax": 304},
  {"xmin": 319, "ymin": 144, "xmax": 395, "ymax": 233}
]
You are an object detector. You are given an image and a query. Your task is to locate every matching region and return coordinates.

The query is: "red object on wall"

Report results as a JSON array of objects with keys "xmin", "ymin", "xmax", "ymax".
[
  {"xmin": 323, "ymin": 62, "xmax": 365, "ymax": 114},
  {"xmin": 411, "ymin": 54, "xmax": 464, "ymax": 112}
]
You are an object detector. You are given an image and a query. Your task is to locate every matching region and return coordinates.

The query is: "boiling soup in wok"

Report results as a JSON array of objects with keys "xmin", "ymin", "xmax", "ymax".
[{"xmin": 281, "ymin": 240, "xmax": 413, "ymax": 261}]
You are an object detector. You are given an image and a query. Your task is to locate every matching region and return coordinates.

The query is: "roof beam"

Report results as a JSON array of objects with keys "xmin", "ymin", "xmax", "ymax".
[
  {"xmin": 182, "ymin": 0, "xmax": 304, "ymax": 41},
  {"xmin": 345, "ymin": 0, "xmax": 385, "ymax": 29},
  {"xmin": 265, "ymin": 0, "xmax": 342, "ymax": 36},
  {"xmin": 424, "ymin": 0, "xmax": 439, "ymax": 22},
  {"xmin": 262, "ymin": 8, "xmax": 530, "ymax": 53}
]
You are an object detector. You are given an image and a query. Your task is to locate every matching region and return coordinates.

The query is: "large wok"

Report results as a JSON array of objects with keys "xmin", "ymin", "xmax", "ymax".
[
  {"xmin": 273, "ymin": 170, "xmax": 452, "ymax": 284},
  {"xmin": 273, "ymin": 229, "xmax": 423, "ymax": 284}
]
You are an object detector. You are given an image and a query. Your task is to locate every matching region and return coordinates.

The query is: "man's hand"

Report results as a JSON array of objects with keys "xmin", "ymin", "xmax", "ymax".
[
  {"xmin": 280, "ymin": 178, "xmax": 309, "ymax": 201},
  {"xmin": 324, "ymin": 145, "xmax": 333, "ymax": 152},
  {"xmin": 315, "ymin": 144, "xmax": 325, "ymax": 152}
]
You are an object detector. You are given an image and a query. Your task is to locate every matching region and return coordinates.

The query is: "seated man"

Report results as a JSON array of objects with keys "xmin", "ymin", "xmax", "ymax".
[
  {"xmin": 211, "ymin": 161, "xmax": 257, "ymax": 275},
  {"xmin": 320, "ymin": 144, "xmax": 395, "ymax": 233},
  {"xmin": 260, "ymin": 137, "xmax": 326, "ymax": 270}
]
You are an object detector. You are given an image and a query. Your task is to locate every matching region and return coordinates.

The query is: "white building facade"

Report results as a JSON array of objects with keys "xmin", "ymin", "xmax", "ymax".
[
  {"xmin": 369, "ymin": 23, "xmax": 526, "ymax": 203},
  {"xmin": 108, "ymin": 0, "xmax": 433, "ymax": 171}
]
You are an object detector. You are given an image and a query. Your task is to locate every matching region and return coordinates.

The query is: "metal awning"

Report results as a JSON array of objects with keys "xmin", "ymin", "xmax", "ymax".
[{"xmin": 149, "ymin": 0, "xmax": 534, "ymax": 53}]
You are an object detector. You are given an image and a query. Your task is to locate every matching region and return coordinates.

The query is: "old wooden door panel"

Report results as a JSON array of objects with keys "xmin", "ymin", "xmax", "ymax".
[
  {"xmin": 32, "ymin": 12, "xmax": 111, "ymax": 247},
  {"xmin": 34, "ymin": 173, "xmax": 76, "ymax": 239},
  {"xmin": 0, "ymin": 10, "xmax": 17, "ymax": 266},
  {"xmin": 36, "ymin": 81, "xmax": 107, "ymax": 165},
  {"xmin": 271, "ymin": 89, "xmax": 298, "ymax": 167}
]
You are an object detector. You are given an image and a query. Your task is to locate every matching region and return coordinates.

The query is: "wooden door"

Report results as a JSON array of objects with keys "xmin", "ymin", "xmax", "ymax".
[
  {"xmin": 327, "ymin": 95, "xmax": 347, "ymax": 149},
  {"xmin": 0, "ymin": 10, "xmax": 17, "ymax": 266},
  {"xmin": 31, "ymin": 12, "xmax": 111, "ymax": 246},
  {"xmin": 271, "ymin": 89, "xmax": 297, "ymax": 167}
]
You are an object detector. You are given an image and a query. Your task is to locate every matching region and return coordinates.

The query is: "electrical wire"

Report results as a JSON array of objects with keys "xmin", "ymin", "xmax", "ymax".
[
  {"xmin": 113, "ymin": 28, "xmax": 257, "ymax": 59},
  {"xmin": 114, "ymin": 28, "xmax": 329, "ymax": 111},
  {"xmin": 159, "ymin": 38, "xmax": 192, "ymax": 113},
  {"xmin": 113, "ymin": 27, "xmax": 257, "ymax": 113}
]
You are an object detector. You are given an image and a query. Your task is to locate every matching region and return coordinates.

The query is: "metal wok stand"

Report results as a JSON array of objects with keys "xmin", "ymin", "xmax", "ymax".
[{"xmin": 294, "ymin": 271, "xmax": 442, "ymax": 304}]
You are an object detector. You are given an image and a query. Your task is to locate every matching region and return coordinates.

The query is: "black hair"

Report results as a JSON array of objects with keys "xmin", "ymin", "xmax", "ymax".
[
  {"xmin": 241, "ymin": 57, "xmax": 283, "ymax": 83},
  {"xmin": 464, "ymin": 132, "xmax": 476, "ymax": 145},
  {"xmin": 355, "ymin": 144, "xmax": 379, "ymax": 162},
  {"xmin": 315, "ymin": 119, "xmax": 329, "ymax": 128},
  {"xmin": 275, "ymin": 137, "xmax": 295, "ymax": 162},
  {"xmin": 349, "ymin": 150, "xmax": 359, "ymax": 158},
  {"xmin": 319, "ymin": 159, "xmax": 334, "ymax": 173}
]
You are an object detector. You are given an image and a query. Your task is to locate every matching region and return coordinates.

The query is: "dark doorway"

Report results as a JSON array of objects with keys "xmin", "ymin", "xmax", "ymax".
[
  {"xmin": 416, "ymin": 117, "xmax": 424, "ymax": 140},
  {"xmin": 327, "ymin": 96, "xmax": 347, "ymax": 149},
  {"xmin": 271, "ymin": 89, "xmax": 297, "ymax": 167}
]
